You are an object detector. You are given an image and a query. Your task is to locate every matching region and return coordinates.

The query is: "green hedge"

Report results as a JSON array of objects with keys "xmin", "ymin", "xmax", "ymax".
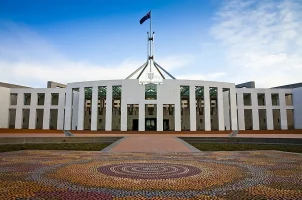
[
  {"xmin": 191, "ymin": 143, "xmax": 302, "ymax": 153},
  {"xmin": 0, "ymin": 143, "xmax": 110, "ymax": 153}
]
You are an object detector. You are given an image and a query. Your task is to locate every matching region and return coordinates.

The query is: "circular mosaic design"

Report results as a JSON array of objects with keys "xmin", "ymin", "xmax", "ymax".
[{"xmin": 98, "ymin": 162, "xmax": 201, "ymax": 179}]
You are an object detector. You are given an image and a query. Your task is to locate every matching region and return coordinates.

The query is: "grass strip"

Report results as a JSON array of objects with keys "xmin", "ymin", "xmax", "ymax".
[
  {"xmin": 0, "ymin": 143, "xmax": 111, "ymax": 153},
  {"xmin": 190, "ymin": 143, "xmax": 302, "ymax": 153}
]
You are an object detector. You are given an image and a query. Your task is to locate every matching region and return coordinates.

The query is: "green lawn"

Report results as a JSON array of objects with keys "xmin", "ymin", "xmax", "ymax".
[
  {"xmin": 190, "ymin": 143, "xmax": 302, "ymax": 153},
  {"xmin": 0, "ymin": 143, "xmax": 110, "ymax": 153}
]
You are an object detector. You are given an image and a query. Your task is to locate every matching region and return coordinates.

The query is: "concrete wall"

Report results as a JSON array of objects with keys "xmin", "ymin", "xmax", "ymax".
[
  {"xmin": 1, "ymin": 79, "xmax": 299, "ymax": 131},
  {"xmin": 236, "ymin": 88, "xmax": 294, "ymax": 130},
  {"xmin": 0, "ymin": 87, "xmax": 10, "ymax": 128},
  {"xmin": 66, "ymin": 79, "xmax": 236, "ymax": 131},
  {"xmin": 293, "ymin": 87, "xmax": 302, "ymax": 129},
  {"xmin": 9, "ymin": 88, "xmax": 66, "ymax": 130}
]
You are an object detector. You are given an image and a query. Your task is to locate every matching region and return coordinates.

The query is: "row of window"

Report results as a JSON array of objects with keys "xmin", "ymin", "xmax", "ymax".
[
  {"xmin": 10, "ymin": 93, "xmax": 60, "ymax": 106},
  {"xmin": 241, "ymin": 93, "xmax": 293, "ymax": 106},
  {"xmin": 10, "ymin": 92, "xmax": 294, "ymax": 107}
]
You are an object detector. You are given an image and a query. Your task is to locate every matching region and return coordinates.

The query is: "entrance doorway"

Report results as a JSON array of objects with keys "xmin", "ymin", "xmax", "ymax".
[
  {"xmin": 145, "ymin": 118, "xmax": 156, "ymax": 131},
  {"xmin": 163, "ymin": 119, "xmax": 170, "ymax": 131},
  {"xmin": 132, "ymin": 119, "xmax": 138, "ymax": 131}
]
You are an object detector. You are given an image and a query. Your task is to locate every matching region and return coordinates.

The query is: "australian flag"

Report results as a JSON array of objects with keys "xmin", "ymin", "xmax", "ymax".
[{"xmin": 140, "ymin": 11, "xmax": 151, "ymax": 24}]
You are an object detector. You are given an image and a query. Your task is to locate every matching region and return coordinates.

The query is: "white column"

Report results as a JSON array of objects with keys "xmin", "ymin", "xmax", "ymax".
[
  {"xmin": 57, "ymin": 92, "xmax": 65, "ymax": 130},
  {"xmin": 265, "ymin": 91, "xmax": 274, "ymax": 130},
  {"xmin": 157, "ymin": 103, "xmax": 163, "ymax": 131},
  {"xmin": 121, "ymin": 101, "xmax": 127, "ymax": 131},
  {"xmin": 139, "ymin": 103, "xmax": 145, "ymax": 131},
  {"xmin": 105, "ymin": 85, "xmax": 112, "ymax": 131},
  {"xmin": 279, "ymin": 92, "xmax": 288, "ymax": 130},
  {"xmin": 189, "ymin": 85, "xmax": 196, "ymax": 131},
  {"xmin": 71, "ymin": 91, "xmax": 79, "ymax": 130},
  {"xmin": 229, "ymin": 87, "xmax": 238, "ymax": 130},
  {"xmin": 174, "ymin": 85, "xmax": 181, "ymax": 131},
  {"xmin": 293, "ymin": 88, "xmax": 302, "ymax": 129},
  {"xmin": 77, "ymin": 87, "xmax": 85, "ymax": 130},
  {"xmin": 217, "ymin": 87, "xmax": 225, "ymax": 131},
  {"xmin": 64, "ymin": 89, "xmax": 72, "ymax": 130},
  {"xmin": 204, "ymin": 85, "xmax": 211, "ymax": 131},
  {"xmin": 42, "ymin": 93, "xmax": 51, "ymax": 129},
  {"xmin": 15, "ymin": 92, "xmax": 23, "ymax": 129},
  {"xmin": 223, "ymin": 91, "xmax": 230, "ymax": 130},
  {"xmin": 237, "ymin": 92, "xmax": 245, "ymax": 130},
  {"xmin": 0, "ymin": 87, "xmax": 10, "ymax": 128},
  {"xmin": 28, "ymin": 93, "xmax": 37, "ymax": 129},
  {"xmin": 91, "ymin": 86, "xmax": 98, "ymax": 131},
  {"xmin": 251, "ymin": 91, "xmax": 260, "ymax": 130}
]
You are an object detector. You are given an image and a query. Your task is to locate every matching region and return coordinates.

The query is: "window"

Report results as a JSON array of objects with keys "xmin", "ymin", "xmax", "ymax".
[
  {"xmin": 10, "ymin": 93, "xmax": 18, "ymax": 105},
  {"xmin": 243, "ymin": 93, "xmax": 252, "ymax": 106},
  {"xmin": 145, "ymin": 83, "xmax": 157, "ymax": 100},
  {"xmin": 271, "ymin": 94, "xmax": 279, "ymax": 106},
  {"xmin": 37, "ymin": 93, "xmax": 45, "ymax": 105},
  {"xmin": 285, "ymin": 94, "xmax": 293, "ymax": 106},
  {"xmin": 257, "ymin": 93, "xmax": 265, "ymax": 106},
  {"xmin": 24, "ymin": 93, "xmax": 31, "ymax": 105},
  {"xmin": 51, "ymin": 93, "xmax": 59, "ymax": 105}
]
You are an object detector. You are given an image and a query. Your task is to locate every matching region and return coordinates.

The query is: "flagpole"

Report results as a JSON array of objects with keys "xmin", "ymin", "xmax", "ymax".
[
  {"xmin": 150, "ymin": 10, "xmax": 152, "ymax": 39},
  {"xmin": 149, "ymin": 10, "xmax": 152, "ymax": 73}
]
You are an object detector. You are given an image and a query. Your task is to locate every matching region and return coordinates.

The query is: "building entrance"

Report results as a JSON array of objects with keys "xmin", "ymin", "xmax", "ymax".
[
  {"xmin": 132, "ymin": 119, "xmax": 138, "ymax": 131},
  {"xmin": 163, "ymin": 119, "xmax": 170, "ymax": 131},
  {"xmin": 145, "ymin": 118, "xmax": 156, "ymax": 131}
]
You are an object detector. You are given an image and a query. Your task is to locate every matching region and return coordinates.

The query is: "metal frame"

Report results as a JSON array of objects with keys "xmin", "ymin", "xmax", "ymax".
[{"xmin": 125, "ymin": 11, "xmax": 177, "ymax": 82}]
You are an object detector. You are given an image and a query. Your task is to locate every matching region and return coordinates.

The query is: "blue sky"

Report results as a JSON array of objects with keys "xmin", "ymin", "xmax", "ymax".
[{"xmin": 0, "ymin": 0, "xmax": 301, "ymax": 88}]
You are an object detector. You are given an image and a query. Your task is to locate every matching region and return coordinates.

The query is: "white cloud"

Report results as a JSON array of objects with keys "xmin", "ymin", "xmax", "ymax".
[
  {"xmin": 211, "ymin": 0, "xmax": 302, "ymax": 87},
  {"xmin": 0, "ymin": 23, "xmax": 193, "ymax": 87}
]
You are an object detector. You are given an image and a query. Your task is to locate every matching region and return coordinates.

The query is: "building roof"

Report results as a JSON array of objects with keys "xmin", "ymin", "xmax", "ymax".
[{"xmin": 0, "ymin": 82, "xmax": 30, "ymax": 88}]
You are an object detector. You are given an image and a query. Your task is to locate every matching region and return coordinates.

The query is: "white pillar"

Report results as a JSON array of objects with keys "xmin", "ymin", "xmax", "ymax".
[
  {"xmin": 217, "ymin": 87, "xmax": 225, "ymax": 131},
  {"xmin": 139, "ymin": 103, "xmax": 145, "ymax": 131},
  {"xmin": 223, "ymin": 91, "xmax": 230, "ymax": 130},
  {"xmin": 64, "ymin": 89, "xmax": 72, "ymax": 130},
  {"xmin": 236, "ymin": 92, "xmax": 245, "ymax": 130},
  {"xmin": 251, "ymin": 91, "xmax": 260, "ymax": 130},
  {"xmin": 42, "ymin": 93, "xmax": 51, "ymax": 129},
  {"xmin": 121, "ymin": 101, "xmax": 127, "ymax": 131},
  {"xmin": 265, "ymin": 91, "xmax": 274, "ymax": 130},
  {"xmin": 189, "ymin": 85, "xmax": 196, "ymax": 131},
  {"xmin": 77, "ymin": 87, "xmax": 85, "ymax": 130},
  {"xmin": 229, "ymin": 87, "xmax": 238, "ymax": 130},
  {"xmin": 0, "ymin": 87, "xmax": 9, "ymax": 128},
  {"xmin": 157, "ymin": 103, "xmax": 163, "ymax": 131},
  {"xmin": 105, "ymin": 85, "xmax": 112, "ymax": 131},
  {"xmin": 204, "ymin": 85, "xmax": 211, "ymax": 131},
  {"xmin": 279, "ymin": 92, "xmax": 288, "ymax": 130},
  {"xmin": 174, "ymin": 85, "xmax": 181, "ymax": 131},
  {"xmin": 15, "ymin": 92, "xmax": 23, "ymax": 129},
  {"xmin": 91, "ymin": 86, "xmax": 98, "ymax": 131},
  {"xmin": 28, "ymin": 93, "xmax": 37, "ymax": 129},
  {"xmin": 71, "ymin": 91, "xmax": 79, "ymax": 130},
  {"xmin": 57, "ymin": 92, "xmax": 65, "ymax": 130}
]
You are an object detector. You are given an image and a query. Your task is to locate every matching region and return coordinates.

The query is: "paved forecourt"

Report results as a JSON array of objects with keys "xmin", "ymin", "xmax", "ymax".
[
  {"xmin": 0, "ymin": 150, "xmax": 301, "ymax": 199},
  {"xmin": 102, "ymin": 135, "xmax": 200, "ymax": 153}
]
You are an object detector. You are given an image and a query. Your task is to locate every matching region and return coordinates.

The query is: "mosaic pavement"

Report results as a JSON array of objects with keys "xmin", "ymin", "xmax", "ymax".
[{"xmin": 0, "ymin": 150, "xmax": 301, "ymax": 199}]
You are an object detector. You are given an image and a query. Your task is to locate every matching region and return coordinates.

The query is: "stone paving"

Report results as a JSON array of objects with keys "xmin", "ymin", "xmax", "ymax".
[
  {"xmin": 0, "ymin": 150, "xmax": 301, "ymax": 199},
  {"xmin": 105, "ymin": 135, "xmax": 195, "ymax": 153}
]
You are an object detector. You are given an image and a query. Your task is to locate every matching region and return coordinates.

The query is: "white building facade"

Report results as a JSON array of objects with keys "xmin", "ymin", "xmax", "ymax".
[{"xmin": 0, "ymin": 79, "xmax": 301, "ymax": 131}]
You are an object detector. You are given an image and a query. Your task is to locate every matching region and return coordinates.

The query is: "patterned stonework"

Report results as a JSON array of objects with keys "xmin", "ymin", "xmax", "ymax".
[
  {"xmin": 0, "ymin": 150, "xmax": 301, "ymax": 199},
  {"xmin": 98, "ymin": 163, "xmax": 201, "ymax": 179}
]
